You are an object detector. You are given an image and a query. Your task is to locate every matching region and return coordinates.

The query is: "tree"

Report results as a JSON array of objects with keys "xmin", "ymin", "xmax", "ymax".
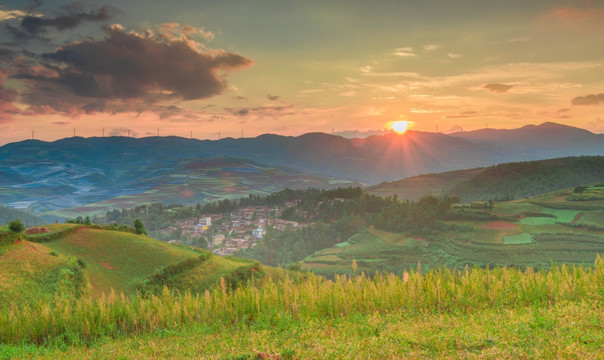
[
  {"xmin": 133, "ymin": 219, "xmax": 147, "ymax": 235},
  {"xmin": 574, "ymin": 185, "xmax": 588, "ymax": 194},
  {"xmin": 8, "ymin": 218, "xmax": 25, "ymax": 233}
]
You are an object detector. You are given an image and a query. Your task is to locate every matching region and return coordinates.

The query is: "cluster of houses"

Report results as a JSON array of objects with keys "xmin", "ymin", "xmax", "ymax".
[{"xmin": 161, "ymin": 204, "xmax": 306, "ymax": 256}]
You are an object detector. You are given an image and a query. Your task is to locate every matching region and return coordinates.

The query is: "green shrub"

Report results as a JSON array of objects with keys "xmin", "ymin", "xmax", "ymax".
[{"xmin": 8, "ymin": 219, "xmax": 25, "ymax": 233}]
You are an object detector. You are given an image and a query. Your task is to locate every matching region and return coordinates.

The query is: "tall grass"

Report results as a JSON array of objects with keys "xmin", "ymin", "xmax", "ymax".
[{"xmin": 1, "ymin": 256, "xmax": 602, "ymax": 346}]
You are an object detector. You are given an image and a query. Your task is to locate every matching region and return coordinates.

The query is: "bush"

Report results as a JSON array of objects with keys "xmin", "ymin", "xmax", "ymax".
[
  {"xmin": 8, "ymin": 219, "xmax": 25, "ymax": 233},
  {"xmin": 574, "ymin": 185, "xmax": 587, "ymax": 194}
]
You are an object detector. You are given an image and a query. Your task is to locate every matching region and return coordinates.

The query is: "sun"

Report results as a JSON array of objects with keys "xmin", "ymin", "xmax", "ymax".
[{"xmin": 390, "ymin": 120, "xmax": 410, "ymax": 134}]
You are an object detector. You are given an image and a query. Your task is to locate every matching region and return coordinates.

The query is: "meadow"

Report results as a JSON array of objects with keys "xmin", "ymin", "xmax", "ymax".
[
  {"xmin": 1, "ymin": 184, "xmax": 604, "ymax": 358},
  {"xmin": 0, "ymin": 257, "xmax": 602, "ymax": 359}
]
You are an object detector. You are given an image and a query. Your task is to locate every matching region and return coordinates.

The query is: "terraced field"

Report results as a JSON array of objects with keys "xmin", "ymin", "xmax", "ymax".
[
  {"xmin": 47, "ymin": 158, "xmax": 356, "ymax": 218},
  {"xmin": 303, "ymin": 185, "xmax": 604, "ymax": 277}
]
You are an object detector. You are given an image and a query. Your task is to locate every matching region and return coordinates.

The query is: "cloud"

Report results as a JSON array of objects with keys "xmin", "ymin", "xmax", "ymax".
[
  {"xmin": 13, "ymin": 25, "xmax": 252, "ymax": 115},
  {"xmin": 482, "ymin": 83, "xmax": 514, "ymax": 94},
  {"xmin": 394, "ymin": 47, "xmax": 416, "ymax": 57},
  {"xmin": 52, "ymin": 121, "xmax": 70, "ymax": 125},
  {"xmin": 443, "ymin": 110, "xmax": 478, "ymax": 119},
  {"xmin": 157, "ymin": 22, "xmax": 214, "ymax": 42},
  {"xmin": 4, "ymin": 4, "xmax": 117, "ymax": 41},
  {"xmin": 267, "ymin": 95, "xmax": 280, "ymax": 101},
  {"xmin": 446, "ymin": 125, "xmax": 464, "ymax": 133},
  {"xmin": 0, "ymin": 71, "xmax": 19, "ymax": 123},
  {"xmin": 109, "ymin": 127, "xmax": 137, "ymax": 137},
  {"xmin": 23, "ymin": 5, "xmax": 115, "ymax": 32},
  {"xmin": 224, "ymin": 105, "xmax": 294, "ymax": 118},
  {"xmin": 423, "ymin": 44, "xmax": 439, "ymax": 51},
  {"xmin": 571, "ymin": 93, "xmax": 604, "ymax": 106},
  {"xmin": 540, "ymin": 7, "xmax": 604, "ymax": 28},
  {"xmin": 0, "ymin": 48, "xmax": 16, "ymax": 61},
  {"xmin": 0, "ymin": 8, "xmax": 30, "ymax": 21},
  {"xmin": 585, "ymin": 117, "xmax": 604, "ymax": 133}
]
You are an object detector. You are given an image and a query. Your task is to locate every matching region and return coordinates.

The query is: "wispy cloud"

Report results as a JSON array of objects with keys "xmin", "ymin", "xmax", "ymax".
[
  {"xmin": 4, "ymin": 4, "xmax": 118, "ymax": 41},
  {"xmin": 537, "ymin": 6, "xmax": 604, "ymax": 30},
  {"xmin": 482, "ymin": 83, "xmax": 513, "ymax": 94},
  {"xmin": 0, "ymin": 8, "xmax": 31, "ymax": 22},
  {"xmin": 443, "ymin": 110, "xmax": 479, "ymax": 119},
  {"xmin": 394, "ymin": 47, "xmax": 417, "ymax": 57}
]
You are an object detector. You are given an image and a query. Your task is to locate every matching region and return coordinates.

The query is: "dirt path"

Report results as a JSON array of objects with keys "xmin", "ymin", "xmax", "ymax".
[{"xmin": 571, "ymin": 212, "xmax": 584, "ymax": 224}]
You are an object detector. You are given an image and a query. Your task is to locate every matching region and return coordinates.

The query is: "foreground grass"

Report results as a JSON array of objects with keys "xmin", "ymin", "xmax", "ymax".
[
  {"xmin": 1, "ymin": 257, "xmax": 602, "ymax": 359},
  {"xmin": 3, "ymin": 302, "xmax": 602, "ymax": 359}
]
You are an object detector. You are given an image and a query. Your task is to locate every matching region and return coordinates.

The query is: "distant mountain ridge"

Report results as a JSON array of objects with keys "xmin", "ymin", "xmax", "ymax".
[
  {"xmin": 0, "ymin": 205, "xmax": 45, "ymax": 227},
  {"xmin": 1, "ymin": 122, "xmax": 604, "ymax": 214},
  {"xmin": 3, "ymin": 122, "xmax": 602, "ymax": 185},
  {"xmin": 449, "ymin": 122, "xmax": 604, "ymax": 158}
]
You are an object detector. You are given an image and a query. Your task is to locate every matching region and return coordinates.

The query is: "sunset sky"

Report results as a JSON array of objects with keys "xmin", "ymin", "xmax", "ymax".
[{"xmin": 0, "ymin": 0, "xmax": 603, "ymax": 144}]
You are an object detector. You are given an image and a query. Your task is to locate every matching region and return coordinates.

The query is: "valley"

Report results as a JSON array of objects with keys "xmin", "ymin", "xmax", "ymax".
[{"xmin": 1, "ymin": 127, "xmax": 604, "ymax": 359}]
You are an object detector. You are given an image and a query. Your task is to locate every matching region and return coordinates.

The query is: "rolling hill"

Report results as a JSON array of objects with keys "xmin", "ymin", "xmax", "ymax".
[
  {"xmin": 0, "ymin": 156, "xmax": 357, "ymax": 218},
  {"xmin": 0, "ymin": 224, "xmax": 277, "ymax": 305},
  {"xmin": 368, "ymin": 156, "xmax": 604, "ymax": 202},
  {"xmin": 365, "ymin": 167, "xmax": 484, "ymax": 201},
  {"xmin": 0, "ymin": 205, "xmax": 45, "ymax": 227},
  {"xmin": 2, "ymin": 122, "xmax": 603, "ymax": 218},
  {"xmin": 302, "ymin": 183, "xmax": 604, "ymax": 277}
]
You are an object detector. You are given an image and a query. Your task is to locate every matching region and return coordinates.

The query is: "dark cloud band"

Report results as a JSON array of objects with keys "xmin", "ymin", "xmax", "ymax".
[{"xmin": 571, "ymin": 93, "xmax": 604, "ymax": 106}]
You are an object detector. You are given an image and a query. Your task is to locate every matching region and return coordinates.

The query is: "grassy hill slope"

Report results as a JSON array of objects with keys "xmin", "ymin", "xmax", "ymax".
[
  {"xmin": 366, "ymin": 167, "xmax": 484, "ymax": 201},
  {"xmin": 446, "ymin": 156, "xmax": 604, "ymax": 202},
  {"xmin": 303, "ymin": 184, "xmax": 604, "ymax": 277},
  {"xmin": 1, "ymin": 258, "xmax": 601, "ymax": 358},
  {"xmin": 0, "ymin": 205, "xmax": 45, "ymax": 227},
  {"xmin": 40, "ymin": 226, "xmax": 200, "ymax": 296},
  {"xmin": 0, "ymin": 238, "xmax": 67, "ymax": 308},
  {"xmin": 368, "ymin": 156, "xmax": 604, "ymax": 203},
  {"xmin": 1, "ymin": 224, "xmax": 279, "ymax": 306}
]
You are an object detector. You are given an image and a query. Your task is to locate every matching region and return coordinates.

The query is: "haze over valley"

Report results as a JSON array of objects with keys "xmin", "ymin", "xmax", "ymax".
[{"xmin": 1, "ymin": 0, "xmax": 603, "ymax": 358}]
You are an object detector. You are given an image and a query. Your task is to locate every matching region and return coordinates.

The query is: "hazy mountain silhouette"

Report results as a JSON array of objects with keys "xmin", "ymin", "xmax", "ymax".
[
  {"xmin": 2, "ymin": 122, "xmax": 604, "ymax": 186},
  {"xmin": 449, "ymin": 122, "xmax": 604, "ymax": 158}
]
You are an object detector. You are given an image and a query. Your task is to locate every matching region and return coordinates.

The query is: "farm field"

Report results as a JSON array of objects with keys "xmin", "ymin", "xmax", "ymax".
[
  {"xmin": 302, "ymin": 185, "xmax": 604, "ymax": 277},
  {"xmin": 45, "ymin": 158, "xmax": 356, "ymax": 219}
]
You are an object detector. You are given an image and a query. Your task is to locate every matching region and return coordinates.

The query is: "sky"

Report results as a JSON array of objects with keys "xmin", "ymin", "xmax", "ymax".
[{"xmin": 0, "ymin": 0, "xmax": 603, "ymax": 144}]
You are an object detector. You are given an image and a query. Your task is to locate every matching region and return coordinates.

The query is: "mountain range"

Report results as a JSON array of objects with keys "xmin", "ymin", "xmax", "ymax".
[{"xmin": 1, "ymin": 122, "xmax": 603, "ymax": 216}]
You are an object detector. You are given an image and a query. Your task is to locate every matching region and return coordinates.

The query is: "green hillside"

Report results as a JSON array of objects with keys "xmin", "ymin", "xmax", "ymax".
[
  {"xmin": 366, "ymin": 167, "xmax": 484, "ymax": 201},
  {"xmin": 302, "ymin": 184, "xmax": 604, "ymax": 277},
  {"xmin": 367, "ymin": 156, "xmax": 604, "ymax": 203},
  {"xmin": 446, "ymin": 156, "xmax": 604, "ymax": 202},
  {"xmin": 1, "ymin": 258, "xmax": 601, "ymax": 359},
  {"xmin": 40, "ymin": 226, "xmax": 201, "ymax": 296},
  {"xmin": 0, "ymin": 224, "xmax": 277, "ymax": 306},
  {"xmin": 0, "ymin": 205, "xmax": 45, "ymax": 227}
]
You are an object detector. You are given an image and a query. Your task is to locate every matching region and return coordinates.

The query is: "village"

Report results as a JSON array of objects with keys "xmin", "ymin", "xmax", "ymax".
[{"xmin": 157, "ymin": 201, "xmax": 305, "ymax": 256}]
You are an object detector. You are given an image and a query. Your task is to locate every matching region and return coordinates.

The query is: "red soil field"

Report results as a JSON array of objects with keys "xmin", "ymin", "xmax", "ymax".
[{"xmin": 484, "ymin": 221, "xmax": 517, "ymax": 229}]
